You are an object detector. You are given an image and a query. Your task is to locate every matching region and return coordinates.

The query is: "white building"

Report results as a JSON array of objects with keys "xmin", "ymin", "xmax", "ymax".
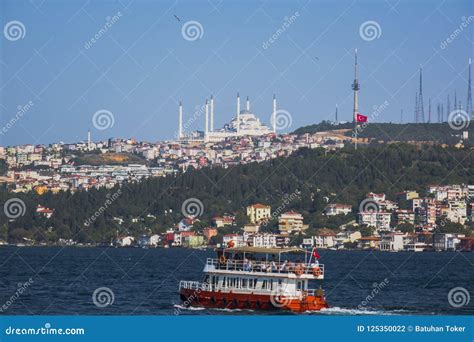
[
  {"xmin": 313, "ymin": 234, "xmax": 337, "ymax": 249},
  {"xmin": 358, "ymin": 211, "xmax": 392, "ymax": 231},
  {"xmin": 433, "ymin": 233, "xmax": 465, "ymax": 251},
  {"xmin": 247, "ymin": 234, "xmax": 277, "ymax": 248},
  {"xmin": 324, "ymin": 204, "xmax": 352, "ymax": 216},
  {"xmin": 278, "ymin": 211, "xmax": 307, "ymax": 234},
  {"xmin": 380, "ymin": 233, "xmax": 405, "ymax": 251},
  {"xmin": 179, "ymin": 93, "xmax": 276, "ymax": 143},
  {"xmin": 116, "ymin": 236, "xmax": 134, "ymax": 247}
]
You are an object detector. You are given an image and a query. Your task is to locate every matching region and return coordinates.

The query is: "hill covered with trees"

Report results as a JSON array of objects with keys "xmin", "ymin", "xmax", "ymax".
[
  {"xmin": 1, "ymin": 144, "xmax": 473, "ymax": 243},
  {"xmin": 294, "ymin": 121, "xmax": 473, "ymax": 145}
]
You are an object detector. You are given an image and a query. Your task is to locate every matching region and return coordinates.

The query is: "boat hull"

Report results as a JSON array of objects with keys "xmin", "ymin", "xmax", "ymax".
[{"xmin": 179, "ymin": 288, "xmax": 329, "ymax": 313}]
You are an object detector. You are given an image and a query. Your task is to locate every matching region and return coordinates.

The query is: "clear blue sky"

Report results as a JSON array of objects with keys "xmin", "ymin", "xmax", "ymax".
[{"xmin": 0, "ymin": 0, "xmax": 472, "ymax": 146}]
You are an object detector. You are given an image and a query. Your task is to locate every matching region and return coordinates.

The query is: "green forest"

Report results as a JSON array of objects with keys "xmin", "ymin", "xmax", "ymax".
[
  {"xmin": 1, "ymin": 143, "xmax": 473, "ymax": 243},
  {"xmin": 294, "ymin": 121, "xmax": 473, "ymax": 145}
]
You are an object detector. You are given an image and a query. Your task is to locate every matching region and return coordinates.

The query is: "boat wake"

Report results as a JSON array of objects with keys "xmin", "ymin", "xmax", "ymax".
[
  {"xmin": 173, "ymin": 304, "xmax": 255, "ymax": 314},
  {"xmin": 317, "ymin": 307, "xmax": 407, "ymax": 315},
  {"xmin": 173, "ymin": 304, "xmax": 206, "ymax": 311}
]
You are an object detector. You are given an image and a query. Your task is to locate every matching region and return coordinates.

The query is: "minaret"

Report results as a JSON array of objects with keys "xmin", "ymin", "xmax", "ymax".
[
  {"xmin": 237, "ymin": 92, "xmax": 241, "ymax": 135},
  {"xmin": 447, "ymin": 95, "xmax": 451, "ymax": 117},
  {"xmin": 204, "ymin": 99, "xmax": 209, "ymax": 141},
  {"xmin": 87, "ymin": 130, "xmax": 91, "ymax": 149},
  {"xmin": 272, "ymin": 94, "xmax": 277, "ymax": 133},
  {"xmin": 352, "ymin": 48, "xmax": 360, "ymax": 124},
  {"xmin": 178, "ymin": 101, "xmax": 183, "ymax": 140},
  {"xmin": 210, "ymin": 95, "xmax": 214, "ymax": 132},
  {"xmin": 246, "ymin": 96, "xmax": 250, "ymax": 111},
  {"xmin": 467, "ymin": 58, "xmax": 473, "ymax": 115},
  {"xmin": 428, "ymin": 98, "xmax": 431, "ymax": 123},
  {"xmin": 335, "ymin": 104, "xmax": 338, "ymax": 123}
]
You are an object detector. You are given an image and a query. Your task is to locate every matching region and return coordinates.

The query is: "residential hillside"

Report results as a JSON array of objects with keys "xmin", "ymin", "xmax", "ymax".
[{"xmin": 1, "ymin": 143, "xmax": 473, "ymax": 243}]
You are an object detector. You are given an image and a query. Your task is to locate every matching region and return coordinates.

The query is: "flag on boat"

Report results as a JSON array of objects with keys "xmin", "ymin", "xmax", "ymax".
[
  {"xmin": 312, "ymin": 247, "xmax": 321, "ymax": 259},
  {"xmin": 356, "ymin": 113, "xmax": 368, "ymax": 123}
]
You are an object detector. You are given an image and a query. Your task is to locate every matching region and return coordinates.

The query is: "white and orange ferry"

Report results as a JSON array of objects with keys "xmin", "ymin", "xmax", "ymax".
[{"xmin": 179, "ymin": 246, "xmax": 328, "ymax": 312}]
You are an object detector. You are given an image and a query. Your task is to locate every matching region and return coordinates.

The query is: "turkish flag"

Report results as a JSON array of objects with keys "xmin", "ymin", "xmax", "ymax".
[
  {"xmin": 312, "ymin": 248, "xmax": 321, "ymax": 260},
  {"xmin": 356, "ymin": 113, "xmax": 368, "ymax": 123}
]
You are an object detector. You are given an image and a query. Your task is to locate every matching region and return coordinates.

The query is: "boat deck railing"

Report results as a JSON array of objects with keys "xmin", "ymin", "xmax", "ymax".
[
  {"xmin": 204, "ymin": 258, "xmax": 324, "ymax": 278},
  {"xmin": 178, "ymin": 280, "xmax": 324, "ymax": 298}
]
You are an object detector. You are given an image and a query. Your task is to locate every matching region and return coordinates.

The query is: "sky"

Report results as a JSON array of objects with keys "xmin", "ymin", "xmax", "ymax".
[{"xmin": 0, "ymin": 0, "xmax": 472, "ymax": 146}]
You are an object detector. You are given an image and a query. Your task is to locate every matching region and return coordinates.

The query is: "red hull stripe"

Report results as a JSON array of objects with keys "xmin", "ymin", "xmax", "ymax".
[{"xmin": 179, "ymin": 289, "xmax": 329, "ymax": 313}]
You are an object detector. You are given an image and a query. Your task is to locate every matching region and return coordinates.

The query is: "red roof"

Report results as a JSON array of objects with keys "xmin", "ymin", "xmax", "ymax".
[{"xmin": 250, "ymin": 203, "xmax": 270, "ymax": 209}]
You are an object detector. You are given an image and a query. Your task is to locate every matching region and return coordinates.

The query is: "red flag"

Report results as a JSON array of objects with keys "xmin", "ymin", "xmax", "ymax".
[
  {"xmin": 356, "ymin": 113, "xmax": 368, "ymax": 123},
  {"xmin": 312, "ymin": 248, "xmax": 321, "ymax": 260}
]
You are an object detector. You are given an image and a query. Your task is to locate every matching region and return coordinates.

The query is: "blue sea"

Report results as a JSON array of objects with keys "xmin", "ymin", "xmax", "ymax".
[{"xmin": 0, "ymin": 247, "xmax": 472, "ymax": 315}]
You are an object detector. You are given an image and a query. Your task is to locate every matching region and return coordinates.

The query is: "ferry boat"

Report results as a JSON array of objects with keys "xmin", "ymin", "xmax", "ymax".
[{"xmin": 178, "ymin": 246, "xmax": 328, "ymax": 312}]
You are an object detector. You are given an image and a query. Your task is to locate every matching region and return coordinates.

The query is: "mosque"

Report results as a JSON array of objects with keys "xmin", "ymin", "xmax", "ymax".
[{"xmin": 178, "ymin": 93, "xmax": 277, "ymax": 142}]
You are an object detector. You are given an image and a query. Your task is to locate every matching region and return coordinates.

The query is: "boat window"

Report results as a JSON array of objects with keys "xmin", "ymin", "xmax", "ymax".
[
  {"xmin": 262, "ymin": 280, "xmax": 267, "ymax": 289},
  {"xmin": 203, "ymin": 275, "xmax": 209, "ymax": 284},
  {"xmin": 242, "ymin": 278, "xmax": 248, "ymax": 288}
]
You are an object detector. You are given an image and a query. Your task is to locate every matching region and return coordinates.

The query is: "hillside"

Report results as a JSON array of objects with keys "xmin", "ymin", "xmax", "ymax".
[
  {"xmin": 2, "ymin": 143, "xmax": 473, "ymax": 243},
  {"xmin": 72, "ymin": 152, "xmax": 147, "ymax": 166},
  {"xmin": 294, "ymin": 121, "xmax": 473, "ymax": 145}
]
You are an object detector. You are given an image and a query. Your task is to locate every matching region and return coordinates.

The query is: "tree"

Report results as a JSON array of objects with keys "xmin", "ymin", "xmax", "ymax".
[
  {"xmin": 359, "ymin": 225, "xmax": 375, "ymax": 237},
  {"xmin": 397, "ymin": 223, "xmax": 415, "ymax": 233}
]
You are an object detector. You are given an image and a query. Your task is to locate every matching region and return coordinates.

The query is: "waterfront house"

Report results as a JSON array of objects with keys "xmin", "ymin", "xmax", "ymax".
[
  {"xmin": 357, "ymin": 236, "xmax": 381, "ymax": 250},
  {"xmin": 116, "ymin": 236, "xmax": 134, "ymax": 247},
  {"xmin": 380, "ymin": 233, "xmax": 405, "ymax": 252},
  {"xmin": 433, "ymin": 233, "xmax": 465, "ymax": 251}
]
